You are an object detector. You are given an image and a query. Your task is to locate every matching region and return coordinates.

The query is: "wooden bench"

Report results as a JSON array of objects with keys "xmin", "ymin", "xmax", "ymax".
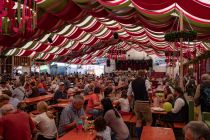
[
  {"xmin": 122, "ymin": 113, "xmax": 134, "ymax": 123},
  {"xmin": 121, "ymin": 113, "xmax": 136, "ymax": 136},
  {"xmin": 202, "ymin": 112, "xmax": 210, "ymax": 128},
  {"xmin": 129, "ymin": 115, "xmax": 137, "ymax": 124}
]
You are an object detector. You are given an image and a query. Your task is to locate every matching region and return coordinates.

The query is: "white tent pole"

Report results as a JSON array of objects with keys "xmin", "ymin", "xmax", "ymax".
[{"xmin": 179, "ymin": 12, "xmax": 184, "ymax": 90}]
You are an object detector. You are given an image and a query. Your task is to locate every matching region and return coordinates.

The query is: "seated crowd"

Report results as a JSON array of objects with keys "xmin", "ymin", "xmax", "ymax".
[{"xmin": 0, "ymin": 71, "xmax": 210, "ymax": 140}]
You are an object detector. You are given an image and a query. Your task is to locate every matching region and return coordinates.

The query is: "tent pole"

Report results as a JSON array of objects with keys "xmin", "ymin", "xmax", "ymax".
[{"xmin": 179, "ymin": 12, "xmax": 184, "ymax": 90}]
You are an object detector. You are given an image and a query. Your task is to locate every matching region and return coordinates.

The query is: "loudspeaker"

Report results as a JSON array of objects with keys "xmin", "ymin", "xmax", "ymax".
[
  {"xmin": 47, "ymin": 37, "xmax": 53, "ymax": 43},
  {"xmin": 113, "ymin": 32, "xmax": 118, "ymax": 39},
  {"xmin": 106, "ymin": 59, "xmax": 110, "ymax": 67}
]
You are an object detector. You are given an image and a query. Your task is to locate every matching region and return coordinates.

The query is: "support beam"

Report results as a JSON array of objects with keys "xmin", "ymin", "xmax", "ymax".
[{"xmin": 179, "ymin": 12, "xmax": 184, "ymax": 90}]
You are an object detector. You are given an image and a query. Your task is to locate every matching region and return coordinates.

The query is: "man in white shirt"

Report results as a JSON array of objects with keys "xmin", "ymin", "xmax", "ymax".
[{"xmin": 161, "ymin": 87, "xmax": 189, "ymax": 123}]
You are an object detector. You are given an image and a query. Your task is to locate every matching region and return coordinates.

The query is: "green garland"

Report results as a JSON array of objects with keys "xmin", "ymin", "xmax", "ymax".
[
  {"xmin": 164, "ymin": 30, "xmax": 197, "ymax": 42},
  {"xmin": 184, "ymin": 50, "xmax": 210, "ymax": 66}
]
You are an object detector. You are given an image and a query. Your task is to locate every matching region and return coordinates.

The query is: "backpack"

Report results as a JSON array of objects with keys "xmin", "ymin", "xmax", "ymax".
[
  {"xmin": 203, "ymin": 87, "xmax": 210, "ymax": 104},
  {"xmin": 200, "ymin": 86, "xmax": 210, "ymax": 111}
]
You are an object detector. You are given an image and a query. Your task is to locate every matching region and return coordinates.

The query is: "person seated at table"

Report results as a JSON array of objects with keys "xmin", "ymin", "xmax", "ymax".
[
  {"xmin": 161, "ymin": 86, "xmax": 189, "ymax": 123},
  {"xmin": 104, "ymin": 87, "xmax": 113, "ymax": 98},
  {"xmin": 37, "ymin": 80, "xmax": 47, "ymax": 96},
  {"xmin": 84, "ymin": 82, "xmax": 94, "ymax": 95},
  {"xmin": 58, "ymin": 95, "xmax": 86, "ymax": 136},
  {"xmin": 86, "ymin": 86, "xmax": 102, "ymax": 117},
  {"xmin": 50, "ymin": 81, "xmax": 59, "ymax": 93},
  {"xmin": 53, "ymin": 82, "xmax": 68, "ymax": 103},
  {"xmin": 101, "ymin": 98, "xmax": 130, "ymax": 140},
  {"xmin": 0, "ymin": 104, "xmax": 35, "ymax": 140},
  {"xmin": 32, "ymin": 101, "xmax": 57, "ymax": 140},
  {"xmin": 67, "ymin": 88, "xmax": 75, "ymax": 97},
  {"xmin": 162, "ymin": 86, "xmax": 174, "ymax": 104},
  {"xmin": 28, "ymin": 81, "xmax": 40, "ymax": 98},
  {"xmin": 3, "ymin": 90, "xmax": 20, "ymax": 108},
  {"xmin": 0, "ymin": 81, "xmax": 12, "ymax": 95},
  {"xmin": 94, "ymin": 116, "xmax": 111, "ymax": 140},
  {"xmin": 114, "ymin": 91, "xmax": 130, "ymax": 115},
  {"xmin": 12, "ymin": 81, "xmax": 26, "ymax": 101},
  {"xmin": 0, "ymin": 94, "xmax": 10, "ymax": 112},
  {"xmin": 156, "ymin": 81, "xmax": 165, "ymax": 92},
  {"xmin": 183, "ymin": 121, "xmax": 210, "ymax": 140}
]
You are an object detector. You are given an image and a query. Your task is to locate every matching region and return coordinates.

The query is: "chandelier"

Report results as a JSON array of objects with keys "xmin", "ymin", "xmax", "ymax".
[
  {"xmin": 107, "ymin": 42, "xmax": 126, "ymax": 60},
  {"xmin": 0, "ymin": 0, "xmax": 37, "ymax": 34}
]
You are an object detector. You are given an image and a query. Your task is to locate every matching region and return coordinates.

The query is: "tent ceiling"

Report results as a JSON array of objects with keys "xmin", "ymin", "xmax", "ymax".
[{"xmin": 1, "ymin": 0, "xmax": 210, "ymax": 64}]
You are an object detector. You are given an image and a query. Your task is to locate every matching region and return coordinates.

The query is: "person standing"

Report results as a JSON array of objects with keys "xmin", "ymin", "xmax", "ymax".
[
  {"xmin": 194, "ymin": 74, "xmax": 210, "ymax": 113},
  {"xmin": 127, "ymin": 71, "xmax": 152, "ymax": 139}
]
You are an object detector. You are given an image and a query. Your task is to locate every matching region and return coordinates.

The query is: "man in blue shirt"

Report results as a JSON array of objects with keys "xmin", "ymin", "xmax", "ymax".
[{"xmin": 58, "ymin": 95, "xmax": 86, "ymax": 136}]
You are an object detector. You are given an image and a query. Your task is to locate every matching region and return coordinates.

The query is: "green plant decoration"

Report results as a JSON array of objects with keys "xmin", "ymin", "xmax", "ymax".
[{"xmin": 164, "ymin": 30, "xmax": 197, "ymax": 42}]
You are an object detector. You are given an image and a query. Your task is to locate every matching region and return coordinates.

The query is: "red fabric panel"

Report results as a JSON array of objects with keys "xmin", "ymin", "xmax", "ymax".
[
  {"xmin": 131, "ymin": 0, "xmax": 173, "ymax": 10},
  {"xmin": 83, "ymin": 21, "xmax": 102, "ymax": 32},
  {"xmin": 57, "ymin": 49, "xmax": 68, "ymax": 55},
  {"xmin": 66, "ymin": 28, "xmax": 83, "ymax": 39},
  {"xmin": 55, "ymin": 0, "xmax": 84, "ymax": 22},
  {"xmin": 90, "ymin": 9, "xmax": 109, "ymax": 17},
  {"xmin": 178, "ymin": 0, "xmax": 210, "ymax": 20},
  {"xmin": 44, "ymin": 54, "xmax": 55, "ymax": 61},
  {"xmin": 37, "ymin": 13, "xmax": 60, "ymax": 31},
  {"xmin": 85, "ymin": 37, "xmax": 99, "ymax": 46},
  {"xmin": 51, "ymin": 36, "xmax": 66, "ymax": 46},
  {"xmin": 71, "ymin": 43, "xmax": 83, "ymax": 51},
  {"xmin": 20, "ymin": 50, "xmax": 34, "ymax": 56},
  {"xmin": 34, "ymin": 44, "xmax": 49, "ymax": 52}
]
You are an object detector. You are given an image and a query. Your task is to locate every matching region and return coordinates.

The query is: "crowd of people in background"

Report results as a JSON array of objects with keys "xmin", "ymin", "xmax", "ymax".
[{"xmin": 0, "ymin": 71, "xmax": 210, "ymax": 140}]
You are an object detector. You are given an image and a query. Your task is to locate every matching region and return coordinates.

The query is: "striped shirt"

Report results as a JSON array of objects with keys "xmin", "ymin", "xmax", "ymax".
[{"xmin": 58, "ymin": 104, "xmax": 85, "ymax": 135}]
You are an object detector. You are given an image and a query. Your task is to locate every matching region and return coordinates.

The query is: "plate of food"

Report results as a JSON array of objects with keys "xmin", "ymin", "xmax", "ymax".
[{"xmin": 151, "ymin": 107, "xmax": 165, "ymax": 112}]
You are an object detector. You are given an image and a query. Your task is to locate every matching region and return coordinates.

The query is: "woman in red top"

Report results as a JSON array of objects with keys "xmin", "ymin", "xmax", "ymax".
[{"xmin": 86, "ymin": 86, "xmax": 102, "ymax": 117}]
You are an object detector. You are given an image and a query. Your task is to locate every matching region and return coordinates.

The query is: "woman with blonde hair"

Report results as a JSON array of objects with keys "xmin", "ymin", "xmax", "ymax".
[{"xmin": 33, "ymin": 101, "xmax": 57, "ymax": 140}]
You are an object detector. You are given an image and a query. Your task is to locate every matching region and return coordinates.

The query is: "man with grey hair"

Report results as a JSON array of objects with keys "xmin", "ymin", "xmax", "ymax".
[
  {"xmin": 0, "ymin": 104, "xmax": 35, "ymax": 140},
  {"xmin": 184, "ymin": 121, "xmax": 210, "ymax": 140},
  {"xmin": 194, "ymin": 74, "xmax": 210, "ymax": 112},
  {"xmin": 12, "ymin": 81, "xmax": 25, "ymax": 101},
  {"xmin": 58, "ymin": 95, "xmax": 86, "ymax": 136}
]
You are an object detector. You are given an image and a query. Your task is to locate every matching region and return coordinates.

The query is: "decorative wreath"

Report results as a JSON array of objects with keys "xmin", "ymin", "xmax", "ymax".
[{"xmin": 164, "ymin": 30, "xmax": 197, "ymax": 42}]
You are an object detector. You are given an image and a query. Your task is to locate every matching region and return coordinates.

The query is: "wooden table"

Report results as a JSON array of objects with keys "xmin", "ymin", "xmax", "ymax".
[
  {"xmin": 21, "ymin": 94, "xmax": 54, "ymax": 104},
  {"xmin": 94, "ymin": 103, "xmax": 117, "ymax": 110},
  {"xmin": 58, "ymin": 129, "xmax": 95, "ymax": 140},
  {"xmin": 51, "ymin": 103, "xmax": 69, "ymax": 108},
  {"xmin": 49, "ymin": 95, "xmax": 90, "ymax": 109},
  {"xmin": 151, "ymin": 110, "xmax": 167, "ymax": 115},
  {"xmin": 140, "ymin": 126, "xmax": 176, "ymax": 140}
]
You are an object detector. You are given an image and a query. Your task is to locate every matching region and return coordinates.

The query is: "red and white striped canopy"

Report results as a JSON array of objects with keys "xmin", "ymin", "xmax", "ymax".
[{"xmin": 1, "ymin": 0, "xmax": 210, "ymax": 64}]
